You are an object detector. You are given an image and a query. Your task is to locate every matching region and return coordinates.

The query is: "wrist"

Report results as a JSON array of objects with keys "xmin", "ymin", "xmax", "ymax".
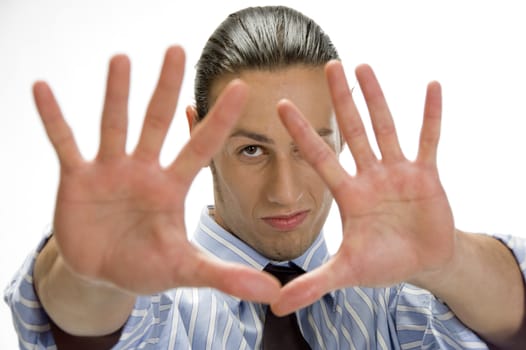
[
  {"xmin": 410, "ymin": 231, "xmax": 526, "ymax": 346},
  {"xmin": 409, "ymin": 229, "xmax": 464, "ymax": 295},
  {"xmin": 35, "ymin": 235, "xmax": 135, "ymax": 336},
  {"xmin": 34, "ymin": 235, "xmax": 60, "ymax": 299}
]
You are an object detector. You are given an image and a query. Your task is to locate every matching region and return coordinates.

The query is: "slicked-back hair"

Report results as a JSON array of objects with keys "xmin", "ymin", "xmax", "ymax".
[{"xmin": 194, "ymin": 6, "xmax": 340, "ymax": 120}]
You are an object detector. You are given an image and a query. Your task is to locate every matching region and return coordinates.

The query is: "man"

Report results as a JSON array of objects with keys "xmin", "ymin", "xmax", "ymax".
[{"xmin": 5, "ymin": 6, "xmax": 526, "ymax": 349}]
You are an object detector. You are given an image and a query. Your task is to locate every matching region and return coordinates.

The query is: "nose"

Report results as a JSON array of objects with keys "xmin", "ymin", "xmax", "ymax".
[{"xmin": 266, "ymin": 156, "xmax": 303, "ymax": 205}]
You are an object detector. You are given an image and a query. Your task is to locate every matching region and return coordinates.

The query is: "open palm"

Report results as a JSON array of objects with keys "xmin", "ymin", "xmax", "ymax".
[
  {"xmin": 35, "ymin": 46, "xmax": 279, "ymax": 301},
  {"xmin": 274, "ymin": 62, "xmax": 455, "ymax": 314}
]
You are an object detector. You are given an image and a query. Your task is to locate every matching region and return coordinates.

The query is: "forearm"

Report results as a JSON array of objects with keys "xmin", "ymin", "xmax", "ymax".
[
  {"xmin": 416, "ymin": 231, "xmax": 525, "ymax": 348},
  {"xmin": 34, "ymin": 235, "xmax": 136, "ymax": 337}
]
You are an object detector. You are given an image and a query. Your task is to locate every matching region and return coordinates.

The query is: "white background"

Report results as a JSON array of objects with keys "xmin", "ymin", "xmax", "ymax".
[{"xmin": 1, "ymin": 0, "xmax": 525, "ymax": 347}]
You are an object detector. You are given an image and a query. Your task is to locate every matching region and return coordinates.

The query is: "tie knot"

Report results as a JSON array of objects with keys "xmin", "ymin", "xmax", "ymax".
[{"xmin": 263, "ymin": 263, "xmax": 305, "ymax": 286}]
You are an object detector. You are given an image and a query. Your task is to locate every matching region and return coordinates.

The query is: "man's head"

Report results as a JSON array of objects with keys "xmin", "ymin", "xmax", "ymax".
[
  {"xmin": 193, "ymin": 6, "xmax": 339, "ymax": 121},
  {"xmin": 188, "ymin": 6, "xmax": 342, "ymax": 261}
]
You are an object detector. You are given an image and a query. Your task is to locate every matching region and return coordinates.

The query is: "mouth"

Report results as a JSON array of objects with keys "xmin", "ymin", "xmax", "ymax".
[{"xmin": 261, "ymin": 210, "xmax": 310, "ymax": 232}]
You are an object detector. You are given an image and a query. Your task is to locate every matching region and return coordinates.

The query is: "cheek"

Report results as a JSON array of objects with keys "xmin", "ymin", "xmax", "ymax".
[
  {"xmin": 219, "ymin": 164, "xmax": 264, "ymax": 209},
  {"xmin": 307, "ymin": 176, "xmax": 334, "ymax": 223},
  {"xmin": 304, "ymin": 168, "xmax": 331, "ymax": 201}
]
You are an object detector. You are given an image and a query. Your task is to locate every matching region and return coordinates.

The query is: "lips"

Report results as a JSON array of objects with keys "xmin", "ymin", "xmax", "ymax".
[{"xmin": 261, "ymin": 210, "xmax": 309, "ymax": 231}]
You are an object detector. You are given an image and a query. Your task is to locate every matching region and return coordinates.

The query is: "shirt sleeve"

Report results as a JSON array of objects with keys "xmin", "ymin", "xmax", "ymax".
[
  {"xmin": 492, "ymin": 233, "xmax": 526, "ymax": 278},
  {"xmin": 4, "ymin": 233, "xmax": 174, "ymax": 350},
  {"xmin": 390, "ymin": 233, "xmax": 526, "ymax": 350}
]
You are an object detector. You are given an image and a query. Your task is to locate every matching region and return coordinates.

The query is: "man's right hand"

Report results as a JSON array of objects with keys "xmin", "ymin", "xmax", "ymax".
[{"xmin": 33, "ymin": 46, "xmax": 279, "ymax": 335}]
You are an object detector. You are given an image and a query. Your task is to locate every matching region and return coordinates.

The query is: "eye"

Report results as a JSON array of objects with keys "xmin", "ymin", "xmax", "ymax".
[
  {"xmin": 240, "ymin": 145, "xmax": 263, "ymax": 158},
  {"xmin": 292, "ymin": 145, "xmax": 302, "ymax": 156}
]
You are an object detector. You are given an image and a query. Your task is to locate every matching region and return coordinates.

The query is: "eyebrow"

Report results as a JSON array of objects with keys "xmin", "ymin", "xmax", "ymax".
[
  {"xmin": 230, "ymin": 127, "xmax": 334, "ymax": 144},
  {"xmin": 230, "ymin": 130, "xmax": 274, "ymax": 144}
]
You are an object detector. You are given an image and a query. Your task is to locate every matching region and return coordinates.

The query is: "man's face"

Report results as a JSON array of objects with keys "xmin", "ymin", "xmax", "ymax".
[{"xmin": 209, "ymin": 66, "xmax": 341, "ymax": 261}]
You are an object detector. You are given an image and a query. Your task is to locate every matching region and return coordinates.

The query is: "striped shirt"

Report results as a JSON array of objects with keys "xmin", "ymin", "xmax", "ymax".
[{"xmin": 5, "ymin": 206, "xmax": 526, "ymax": 349}]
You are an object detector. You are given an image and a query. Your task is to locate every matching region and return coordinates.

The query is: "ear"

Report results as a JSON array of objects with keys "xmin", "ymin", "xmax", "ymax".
[
  {"xmin": 338, "ymin": 133, "xmax": 346, "ymax": 154},
  {"xmin": 186, "ymin": 105, "xmax": 211, "ymax": 169},
  {"xmin": 185, "ymin": 105, "xmax": 199, "ymax": 134},
  {"xmin": 332, "ymin": 126, "xmax": 345, "ymax": 155}
]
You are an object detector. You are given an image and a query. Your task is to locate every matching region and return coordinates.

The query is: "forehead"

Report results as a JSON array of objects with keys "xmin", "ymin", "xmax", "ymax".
[{"xmin": 210, "ymin": 66, "xmax": 334, "ymax": 131}]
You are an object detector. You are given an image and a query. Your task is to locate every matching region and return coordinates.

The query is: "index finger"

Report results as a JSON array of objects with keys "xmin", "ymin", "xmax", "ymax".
[
  {"xmin": 277, "ymin": 99, "xmax": 350, "ymax": 204},
  {"xmin": 270, "ymin": 257, "xmax": 342, "ymax": 315},
  {"xmin": 166, "ymin": 80, "xmax": 248, "ymax": 189},
  {"xmin": 180, "ymin": 250, "xmax": 281, "ymax": 303}
]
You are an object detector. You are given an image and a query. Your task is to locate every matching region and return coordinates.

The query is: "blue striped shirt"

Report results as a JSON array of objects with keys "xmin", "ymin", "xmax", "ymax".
[{"xmin": 5, "ymin": 206, "xmax": 526, "ymax": 349}]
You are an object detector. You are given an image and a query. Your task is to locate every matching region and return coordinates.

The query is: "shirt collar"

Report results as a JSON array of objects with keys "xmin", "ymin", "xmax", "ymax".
[{"xmin": 192, "ymin": 206, "xmax": 336, "ymax": 302}]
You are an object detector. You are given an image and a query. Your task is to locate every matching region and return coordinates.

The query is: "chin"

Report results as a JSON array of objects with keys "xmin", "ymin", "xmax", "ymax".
[
  {"xmin": 257, "ymin": 232, "xmax": 315, "ymax": 261},
  {"xmin": 265, "ymin": 248, "xmax": 305, "ymax": 262}
]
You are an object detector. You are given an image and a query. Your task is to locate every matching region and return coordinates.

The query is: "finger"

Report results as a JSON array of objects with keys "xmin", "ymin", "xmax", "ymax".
[
  {"xmin": 356, "ymin": 64, "xmax": 404, "ymax": 162},
  {"xmin": 325, "ymin": 61, "xmax": 377, "ymax": 170},
  {"xmin": 182, "ymin": 251, "xmax": 281, "ymax": 303},
  {"xmin": 97, "ymin": 55, "xmax": 130, "ymax": 160},
  {"xmin": 33, "ymin": 81, "xmax": 83, "ymax": 170},
  {"xmin": 277, "ymin": 100, "xmax": 350, "ymax": 204},
  {"xmin": 134, "ymin": 46, "xmax": 185, "ymax": 162},
  {"xmin": 417, "ymin": 81, "xmax": 442, "ymax": 166},
  {"xmin": 271, "ymin": 258, "xmax": 342, "ymax": 315},
  {"xmin": 166, "ymin": 80, "xmax": 248, "ymax": 190}
]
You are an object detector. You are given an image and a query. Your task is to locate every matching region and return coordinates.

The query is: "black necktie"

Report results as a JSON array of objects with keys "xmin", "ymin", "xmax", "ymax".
[{"xmin": 263, "ymin": 264, "xmax": 311, "ymax": 350}]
